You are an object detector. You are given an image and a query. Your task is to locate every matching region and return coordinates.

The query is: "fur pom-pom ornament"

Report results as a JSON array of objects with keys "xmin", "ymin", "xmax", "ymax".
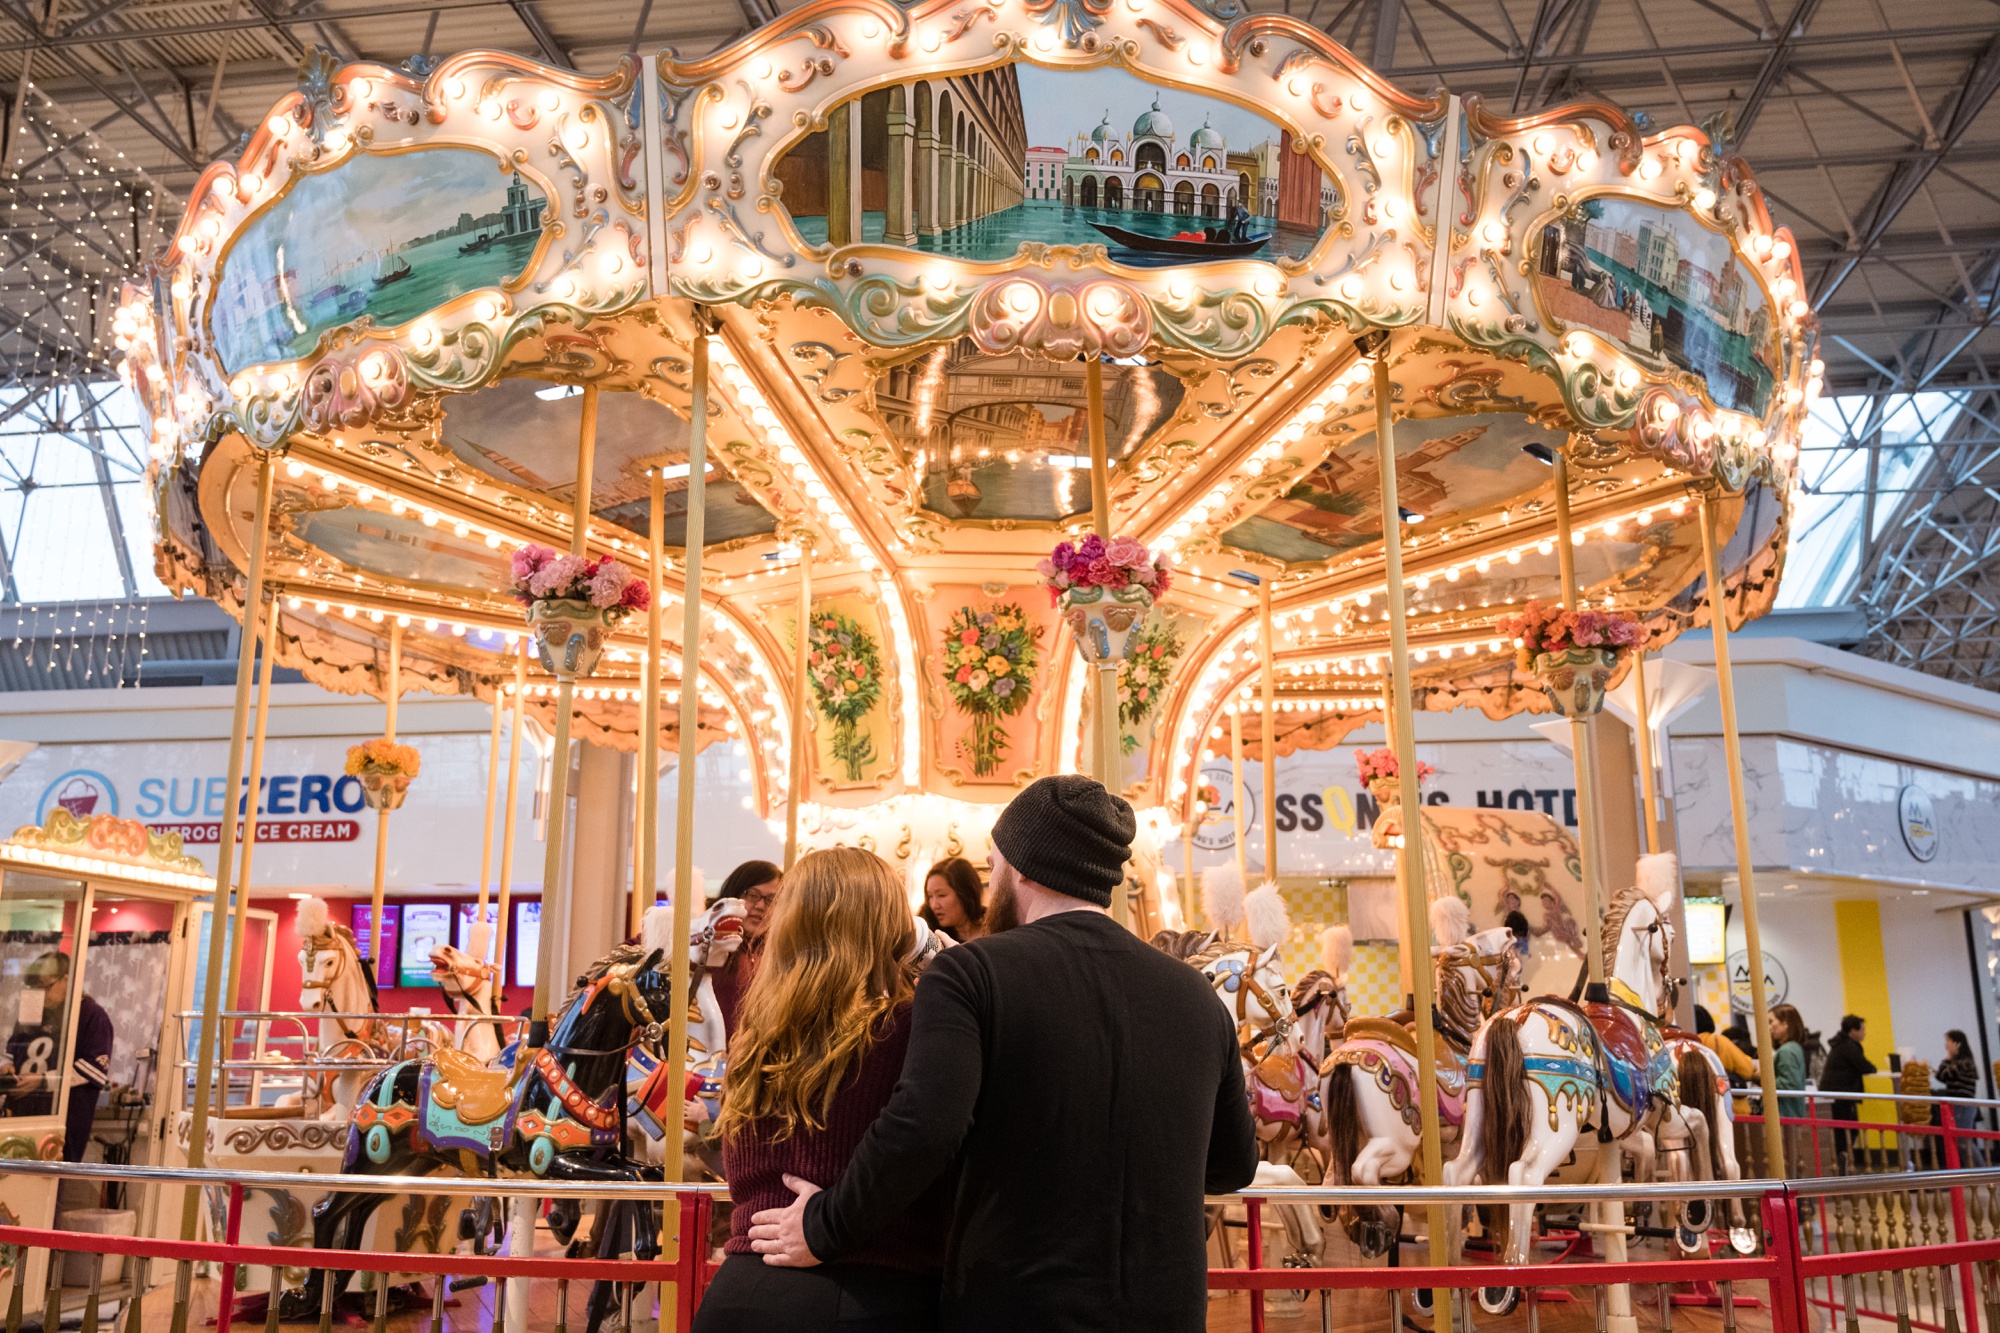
[
  {"xmin": 294, "ymin": 895, "xmax": 329, "ymax": 941},
  {"xmin": 1201, "ymin": 862, "xmax": 1246, "ymax": 934},
  {"xmin": 1319, "ymin": 925, "xmax": 1353, "ymax": 980},
  {"xmin": 641, "ymin": 904, "xmax": 675, "ymax": 959},
  {"xmin": 1429, "ymin": 895, "xmax": 1473, "ymax": 949},
  {"xmin": 1244, "ymin": 881, "xmax": 1292, "ymax": 952},
  {"xmin": 1636, "ymin": 852, "xmax": 1680, "ymax": 909}
]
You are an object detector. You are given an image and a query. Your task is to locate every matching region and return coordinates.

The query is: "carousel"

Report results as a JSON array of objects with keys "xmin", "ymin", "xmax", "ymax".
[{"xmin": 96, "ymin": 0, "xmax": 1815, "ymax": 1320}]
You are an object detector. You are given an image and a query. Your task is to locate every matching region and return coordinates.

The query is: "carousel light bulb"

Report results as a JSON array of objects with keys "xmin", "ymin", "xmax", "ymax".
[
  {"xmin": 691, "ymin": 242, "xmax": 713, "ymax": 264},
  {"xmin": 422, "ymin": 510, "xmax": 440, "ymax": 526},
  {"xmin": 1536, "ymin": 539, "xmax": 1554, "ymax": 555},
  {"xmin": 475, "ymin": 298, "xmax": 499, "ymax": 321},
  {"xmin": 1339, "ymin": 276, "xmax": 1362, "ymax": 300},
  {"xmin": 1032, "ymin": 29, "xmax": 1055, "ymax": 51},
  {"xmin": 1616, "ymin": 366, "xmax": 1640, "ymax": 390},
  {"xmin": 1506, "ymin": 549, "xmax": 1522, "ymax": 564},
  {"xmin": 314, "ymin": 600, "xmax": 329, "ymax": 613},
  {"xmin": 369, "ymin": 610, "xmax": 384, "ymax": 623},
  {"xmin": 1640, "ymin": 157, "xmax": 1663, "ymax": 181},
  {"xmin": 1372, "ymin": 136, "xmax": 1394, "ymax": 158},
  {"xmin": 922, "ymin": 30, "xmax": 941, "ymax": 51},
  {"xmin": 390, "ymin": 499, "xmax": 407, "ymax": 516},
  {"xmin": 453, "ymin": 521, "xmax": 470, "ymax": 538},
  {"xmin": 266, "ymin": 114, "xmax": 290, "ymax": 136},
  {"xmin": 356, "ymin": 485, "xmax": 376, "ymax": 503},
  {"xmin": 1565, "ymin": 331, "xmax": 1590, "ymax": 357},
  {"xmin": 1788, "ymin": 298, "xmax": 1809, "ymax": 318},
  {"xmin": 343, "ymin": 606, "xmax": 356, "ymax": 619},
  {"xmin": 1576, "ymin": 150, "xmax": 1598, "ymax": 170},
  {"xmin": 1188, "ymin": 41, "xmax": 1208, "ymax": 63},
  {"xmin": 1772, "ymin": 239, "xmax": 1792, "ymax": 261},
  {"xmin": 445, "ymin": 78, "xmax": 467, "ymax": 100},
  {"xmin": 1693, "ymin": 187, "xmax": 1717, "ymax": 211},
  {"xmin": 750, "ymin": 57, "xmax": 773, "ymax": 80},
  {"xmin": 285, "ymin": 459, "xmax": 306, "ymax": 478},
  {"xmin": 1005, "ymin": 283, "xmax": 1037, "ymax": 314},
  {"xmin": 320, "ymin": 472, "xmax": 339, "ymax": 492},
  {"xmin": 1669, "ymin": 499, "xmax": 1688, "ymax": 517}
]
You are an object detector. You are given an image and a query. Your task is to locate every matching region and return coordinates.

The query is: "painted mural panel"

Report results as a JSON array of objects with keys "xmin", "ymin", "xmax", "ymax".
[
  {"xmin": 212, "ymin": 149, "xmax": 549, "ymax": 372},
  {"xmin": 875, "ymin": 337, "xmax": 1183, "ymax": 522},
  {"xmin": 1533, "ymin": 198, "xmax": 1777, "ymax": 415},
  {"xmin": 1223, "ymin": 410, "xmax": 1564, "ymax": 564},
  {"xmin": 438, "ymin": 380, "xmax": 777, "ymax": 548},
  {"xmin": 774, "ymin": 64, "xmax": 1334, "ymax": 267},
  {"xmin": 930, "ymin": 588, "xmax": 1050, "ymax": 786},
  {"xmin": 1117, "ymin": 604, "xmax": 1202, "ymax": 788},
  {"xmin": 793, "ymin": 593, "xmax": 898, "ymax": 791}
]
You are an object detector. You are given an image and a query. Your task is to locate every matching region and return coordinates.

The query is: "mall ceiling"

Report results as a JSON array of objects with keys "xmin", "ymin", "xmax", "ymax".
[{"xmin": 1, "ymin": 0, "xmax": 1998, "ymax": 683}]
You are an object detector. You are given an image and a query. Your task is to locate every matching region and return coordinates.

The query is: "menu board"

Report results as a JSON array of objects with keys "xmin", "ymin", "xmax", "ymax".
[
  {"xmin": 513, "ymin": 902, "xmax": 540, "ymax": 990},
  {"xmin": 456, "ymin": 902, "xmax": 500, "ymax": 960},
  {"xmin": 348, "ymin": 903, "xmax": 399, "ymax": 989},
  {"xmin": 399, "ymin": 903, "xmax": 453, "ymax": 987}
]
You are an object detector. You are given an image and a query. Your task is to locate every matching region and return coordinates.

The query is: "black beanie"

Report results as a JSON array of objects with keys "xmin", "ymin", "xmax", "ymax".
[{"xmin": 990, "ymin": 775, "xmax": 1136, "ymax": 907}]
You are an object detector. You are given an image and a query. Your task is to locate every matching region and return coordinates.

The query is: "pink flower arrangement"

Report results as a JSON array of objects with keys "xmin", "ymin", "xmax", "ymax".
[
  {"xmin": 509, "ymin": 544, "xmax": 650, "ymax": 618},
  {"xmin": 1036, "ymin": 533, "xmax": 1172, "ymax": 606},
  {"xmin": 1495, "ymin": 599, "xmax": 1643, "ymax": 671},
  {"xmin": 1354, "ymin": 748, "xmax": 1435, "ymax": 786}
]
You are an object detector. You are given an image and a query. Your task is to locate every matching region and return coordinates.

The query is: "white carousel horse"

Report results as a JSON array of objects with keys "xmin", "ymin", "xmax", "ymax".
[
  {"xmin": 1445, "ymin": 853, "xmax": 1727, "ymax": 1265},
  {"xmin": 294, "ymin": 896, "xmax": 390, "ymax": 1121},
  {"xmin": 425, "ymin": 926, "xmax": 506, "ymax": 1066},
  {"xmin": 1316, "ymin": 899, "xmax": 1524, "ymax": 1257}
]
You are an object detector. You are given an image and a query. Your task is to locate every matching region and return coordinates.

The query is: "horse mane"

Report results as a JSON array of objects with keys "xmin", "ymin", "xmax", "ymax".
[
  {"xmin": 1150, "ymin": 928, "xmax": 1224, "ymax": 967},
  {"xmin": 1598, "ymin": 880, "xmax": 1653, "ymax": 983},
  {"xmin": 554, "ymin": 940, "xmax": 650, "ymax": 1019},
  {"xmin": 1291, "ymin": 969, "xmax": 1337, "ymax": 1016}
]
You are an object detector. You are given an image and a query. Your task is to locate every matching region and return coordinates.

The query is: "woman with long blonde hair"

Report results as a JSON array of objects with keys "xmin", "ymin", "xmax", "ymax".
[{"xmin": 693, "ymin": 846, "xmax": 946, "ymax": 1333}]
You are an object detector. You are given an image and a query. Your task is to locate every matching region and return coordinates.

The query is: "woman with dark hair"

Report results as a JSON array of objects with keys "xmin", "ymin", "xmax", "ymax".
[
  {"xmin": 693, "ymin": 847, "xmax": 943, "ymax": 1333},
  {"xmin": 712, "ymin": 859, "xmax": 783, "ymax": 1036},
  {"xmin": 919, "ymin": 857, "xmax": 987, "ymax": 942},
  {"xmin": 1938, "ymin": 1029, "xmax": 1985, "ymax": 1164},
  {"xmin": 1769, "ymin": 1003, "xmax": 1809, "ymax": 1120}
]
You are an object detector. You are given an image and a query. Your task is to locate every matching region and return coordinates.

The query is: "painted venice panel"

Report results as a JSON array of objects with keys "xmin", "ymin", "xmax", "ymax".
[
  {"xmin": 211, "ymin": 148, "xmax": 549, "ymax": 372},
  {"xmin": 1533, "ymin": 198, "xmax": 1778, "ymax": 416},
  {"xmin": 774, "ymin": 65, "xmax": 1335, "ymax": 267}
]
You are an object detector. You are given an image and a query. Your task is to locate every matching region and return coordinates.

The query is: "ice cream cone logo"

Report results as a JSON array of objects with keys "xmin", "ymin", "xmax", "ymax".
[{"xmin": 56, "ymin": 777, "xmax": 103, "ymax": 818}]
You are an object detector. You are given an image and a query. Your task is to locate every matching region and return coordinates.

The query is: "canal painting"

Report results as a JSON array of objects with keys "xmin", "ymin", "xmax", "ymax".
[
  {"xmin": 774, "ymin": 63, "xmax": 1334, "ymax": 267},
  {"xmin": 870, "ymin": 336, "xmax": 1185, "ymax": 522},
  {"xmin": 1532, "ymin": 198, "xmax": 1777, "ymax": 416},
  {"xmin": 212, "ymin": 148, "xmax": 548, "ymax": 372}
]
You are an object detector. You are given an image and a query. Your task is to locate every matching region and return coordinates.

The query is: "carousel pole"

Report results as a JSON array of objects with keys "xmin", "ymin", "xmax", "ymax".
[
  {"xmin": 783, "ymin": 538, "xmax": 812, "ymax": 868},
  {"xmin": 1380, "ymin": 677, "xmax": 1416, "ymax": 1002},
  {"xmin": 1553, "ymin": 450, "xmax": 1635, "ymax": 1333},
  {"xmin": 1630, "ymin": 651, "xmax": 1664, "ymax": 856},
  {"xmin": 1083, "ymin": 355, "xmax": 1129, "ymax": 927},
  {"xmin": 493, "ymin": 644, "xmax": 528, "ymax": 975},
  {"xmin": 1366, "ymin": 339, "xmax": 1451, "ymax": 1301},
  {"xmin": 528, "ymin": 382, "xmax": 598, "ymax": 1039},
  {"xmin": 180, "ymin": 452, "xmax": 274, "ymax": 1241},
  {"xmin": 635, "ymin": 465, "xmax": 664, "ymax": 934},
  {"xmin": 1700, "ymin": 493, "xmax": 1788, "ymax": 1178},
  {"xmin": 1228, "ymin": 701, "xmax": 1248, "ymax": 891},
  {"xmin": 221, "ymin": 588, "xmax": 280, "ymax": 1057},
  {"xmin": 476, "ymin": 668, "xmax": 505, "ymax": 937},
  {"xmin": 660, "ymin": 319, "xmax": 713, "ymax": 1316},
  {"xmin": 1258, "ymin": 580, "xmax": 1277, "ymax": 882},
  {"xmin": 367, "ymin": 620, "xmax": 402, "ymax": 991},
  {"xmin": 1551, "ymin": 451, "xmax": 1608, "ymax": 997}
]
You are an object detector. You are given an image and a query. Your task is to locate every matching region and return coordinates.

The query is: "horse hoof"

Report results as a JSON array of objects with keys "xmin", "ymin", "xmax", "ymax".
[
  {"xmin": 1729, "ymin": 1226, "xmax": 1759, "ymax": 1256},
  {"xmin": 1682, "ymin": 1199, "xmax": 1713, "ymax": 1232},
  {"xmin": 1409, "ymin": 1287, "xmax": 1435, "ymax": 1316},
  {"xmin": 1478, "ymin": 1287, "xmax": 1521, "ymax": 1316},
  {"xmin": 1676, "ymin": 1224, "xmax": 1706, "ymax": 1255}
]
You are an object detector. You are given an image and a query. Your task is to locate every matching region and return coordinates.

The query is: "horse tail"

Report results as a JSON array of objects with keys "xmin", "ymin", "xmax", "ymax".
[
  {"xmin": 1680, "ymin": 1047, "xmax": 1722, "ymax": 1177},
  {"xmin": 1324, "ymin": 1064, "xmax": 1360, "ymax": 1186},
  {"xmin": 1478, "ymin": 1013, "xmax": 1531, "ymax": 1185}
]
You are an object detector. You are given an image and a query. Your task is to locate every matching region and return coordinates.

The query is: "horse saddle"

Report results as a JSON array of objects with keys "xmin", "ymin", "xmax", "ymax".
[
  {"xmin": 1583, "ymin": 1000, "xmax": 1673, "ymax": 1116},
  {"xmin": 1344, "ymin": 1015, "xmax": 1420, "ymax": 1056},
  {"xmin": 430, "ymin": 1046, "xmax": 514, "ymax": 1125}
]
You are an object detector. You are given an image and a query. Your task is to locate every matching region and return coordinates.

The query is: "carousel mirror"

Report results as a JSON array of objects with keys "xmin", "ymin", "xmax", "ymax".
[{"xmin": 0, "ymin": 875, "xmax": 84, "ymax": 1124}]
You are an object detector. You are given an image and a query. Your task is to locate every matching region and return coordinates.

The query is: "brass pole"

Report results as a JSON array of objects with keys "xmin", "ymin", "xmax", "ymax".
[
  {"xmin": 783, "ymin": 539, "xmax": 812, "ymax": 868},
  {"xmin": 477, "ymin": 667, "xmax": 504, "ymax": 927},
  {"xmin": 636, "ymin": 466, "xmax": 664, "ymax": 934},
  {"xmin": 180, "ymin": 452, "xmax": 273, "ymax": 1240},
  {"xmin": 493, "ymin": 644, "xmax": 528, "ymax": 974},
  {"xmin": 1258, "ymin": 580, "xmax": 1277, "ymax": 881},
  {"xmin": 1381, "ymin": 677, "xmax": 1415, "ymax": 1002},
  {"xmin": 1228, "ymin": 702, "xmax": 1247, "ymax": 890},
  {"xmin": 367, "ymin": 619, "xmax": 402, "ymax": 993},
  {"xmin": 1700, "ymin": 493, "xmax": 1788, "ymax": 1178},
  {"xmin": 1370, "ymin": 345, "xmax": 1451, "ymax": 1294},
  {"xmin": 1085, "ymin": 357, "xmax": 1110, "ymax": 534},
  {"xmin": 1084, "ymin": 354, "xmax": 1127, "ymax": 924},
  {"xmin": 221, "ymin": 588, "xmax": 279, "ymax": 1056},
  {"xmin": 530, "ymin": 383, "xmax": 599, "ymax": 1032},
  {"xmin": 1630, "ymin": 651, "xmax": 1663, "ymax": 856},
  {"xmin": 661, "ymin": 321, "xmax": 712, "ymax": 1313},
  {"xmin": 1551, "ymin": 452, "xmax": 1607, "ymax": 996}
]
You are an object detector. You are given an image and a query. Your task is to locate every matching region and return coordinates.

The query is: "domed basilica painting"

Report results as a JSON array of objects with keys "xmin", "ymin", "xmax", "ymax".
[{"xmin": 773, "ymin": 64, "xmax": 1335, "ymax": 266}]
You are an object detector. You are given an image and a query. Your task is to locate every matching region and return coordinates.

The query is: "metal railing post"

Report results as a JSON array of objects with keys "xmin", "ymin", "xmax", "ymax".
[
  {"xmin": 216, "ymin": 1182, "xmax": 244, "ymax": 1333},
  {"xmin": 1942, "ymin": 1109, "xmax": 1983, "ymax": 1333},
  {"xmin": 1247, "ymin": 1197, "xmax": 1266, "ymax": 1333},
  {"xmin": 1761, "ymin": 1188, "xmax": 1809, "ymax": 1333}
]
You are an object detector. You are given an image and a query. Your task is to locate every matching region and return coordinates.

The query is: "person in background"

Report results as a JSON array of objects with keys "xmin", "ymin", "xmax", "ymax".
[
  {"xmin": 0, "ymin": 953, "xmax": 111, "ymax": 1161},
  {"xmin": 919, "ymin": 858, "xmax": 987, "ymax": 943},
  {"xmin": 711, "ymin": 859, "xmax": 782, "ymax": 1037},
  {"xmin": 1502, "ymin": 909, "xmax": 1531, "ymax": 958},
  {"xmin": 1770, "ymin": 1003, "xmax": 1809, "ymax": 1133},
  {"xmin": 1820, "ymin": 1013, "xmax": 1876, "ymax": 1171},
  {"xmin": 1937, "ymin": 1028, "xmax": 1985, "ymax": 1166},
  {"xmin": 747, "ymin": 774, "xmax": 1259, "ymax": 1332},
  {"xmin": 693, "ymin": 846, "xmax": 945, "ymax": 1333},
  {"xmin": 1695, "ymin": 1004, "xmax": 1758, "ymax": 1084}
]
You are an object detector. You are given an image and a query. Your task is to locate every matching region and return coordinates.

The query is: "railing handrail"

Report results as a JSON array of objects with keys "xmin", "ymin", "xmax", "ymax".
[{"xmin": 1728, "ymin": 1084, "xmax": 2000, "ymax": 1110}]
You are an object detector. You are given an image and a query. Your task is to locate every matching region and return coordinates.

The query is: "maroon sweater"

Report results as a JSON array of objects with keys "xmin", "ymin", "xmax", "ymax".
[{"xmin": 722, "ymin": 1000, "xmax": 945, "ymax": 1272}]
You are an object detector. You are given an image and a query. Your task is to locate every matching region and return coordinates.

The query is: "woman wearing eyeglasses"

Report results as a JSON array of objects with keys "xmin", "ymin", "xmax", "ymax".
[{"xmin": 712, "ymin": 859, "xmax": 782, "ymax": 1036}]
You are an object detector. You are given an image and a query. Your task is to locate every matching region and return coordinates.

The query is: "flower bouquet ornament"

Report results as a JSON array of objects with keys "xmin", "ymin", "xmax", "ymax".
[
  {"xmin": 509, "ymin": 544, "xmax": 650, "ymax": 679},
  {"xmin": 1038, "ymin": 534, "xmax": 1173, "ymax": 663},
  {"xmin": 1354, "ymin": 747, "xmax": 1435, "ymax": 848},
  {"xmin": 805, "ymin": 609, "xmax": 883, "ymax": 782},
  {"xmin": 1497, "ymin": 600, "xmax": 1644, "ymax": 718},
  {"xmin": 347, "ymin": 739, "xmax": 421, "ymax": 811},
  {"xmin": 941, "ymin": 603, "xmax": 1042, "ymax": 778}
]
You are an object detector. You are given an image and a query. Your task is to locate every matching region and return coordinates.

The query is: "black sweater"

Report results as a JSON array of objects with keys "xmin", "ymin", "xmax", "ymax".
[
  {"xmin": 1820, "ymin": 1033, "xmax": 1877, "ymax": 1095},
  {"xmin": 802, "ymin": 910, "xmax": 1259, "ymax": 1332}
]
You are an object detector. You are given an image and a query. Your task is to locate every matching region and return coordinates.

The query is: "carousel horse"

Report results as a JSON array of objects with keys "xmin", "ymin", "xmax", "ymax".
[
  {"xmin": 293, "ymin": 896, "xmax": 389, "ymax": 1120},
  {"xmin": 1444, "ymin": 853, "xmax": 1713, "ymax": 1268},
  {"xmin": 277, "ymin": 933, "xmax": 685, "ymax": 1321},
  {"xmin": 425, "ymin": 928, "xmax": 507, "ymax": 1065},
  {"xmin": 1318, "ymin": 898, "xmax": 1524, "ymax": 1258}
]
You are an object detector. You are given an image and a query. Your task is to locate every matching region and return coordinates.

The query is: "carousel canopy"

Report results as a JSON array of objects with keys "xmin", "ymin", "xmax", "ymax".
[{"xmin": 118, "ymin": 0, "xmax": 1816, "ymax": 822}]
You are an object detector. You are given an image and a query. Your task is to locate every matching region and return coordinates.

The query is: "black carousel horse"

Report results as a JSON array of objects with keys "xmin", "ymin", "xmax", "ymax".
[{"xmin": 277, "ymin": 942, "xmax": 676, "ymax": 1322}]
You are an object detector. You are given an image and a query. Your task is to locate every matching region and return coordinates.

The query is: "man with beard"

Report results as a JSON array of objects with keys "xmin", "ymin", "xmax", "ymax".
[{"xmin": 748, "ymin": 774, "xmax": 1257, "ymax": 1332}]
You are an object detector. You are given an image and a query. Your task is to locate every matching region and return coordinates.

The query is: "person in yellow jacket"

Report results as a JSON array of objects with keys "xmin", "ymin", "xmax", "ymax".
[{"xmin": 1695, "ymin": 1004, "xmax": 1759, "ymax": 1080}]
